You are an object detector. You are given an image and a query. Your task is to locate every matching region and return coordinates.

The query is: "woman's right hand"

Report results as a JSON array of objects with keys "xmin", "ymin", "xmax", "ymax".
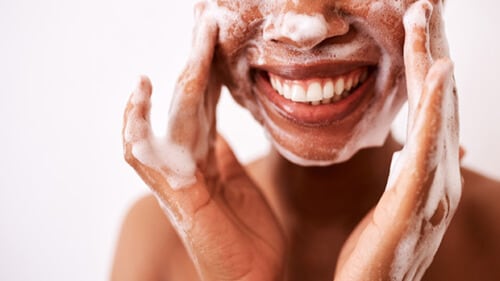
[{"xmin": 122, "ymin": 2, "xmax": 285, "ymax": 281}]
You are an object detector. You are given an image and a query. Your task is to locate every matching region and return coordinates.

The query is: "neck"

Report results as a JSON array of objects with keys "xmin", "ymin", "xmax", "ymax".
[{"xmin": 262, "ymin": 135, "xmax": 401, "ymax": 229}]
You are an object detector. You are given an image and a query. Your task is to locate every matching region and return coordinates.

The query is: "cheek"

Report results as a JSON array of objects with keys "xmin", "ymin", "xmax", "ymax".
[
  {"xmin": 214, "ymin": 4, "xmax": 264, "ymax": 74},
  {"xmin": 217, "ymin": 21, "xmax": 250, "ymax": 56},
  {"xmin": 367, "ymin": 3, "xmax": 405, "ymax": 52},
  {"xmin": 213, "ymin": 1, "xmax": 263, "ymax": 46}
]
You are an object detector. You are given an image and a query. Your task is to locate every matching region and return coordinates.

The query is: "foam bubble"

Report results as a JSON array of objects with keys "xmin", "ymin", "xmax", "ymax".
[
  {"xmin": 131, "ymin": 136, "xmax": 197, "ymax": 190},
  {"xmin": 263, "ymin": 12, "xmax": 328, "ymax": 49}
]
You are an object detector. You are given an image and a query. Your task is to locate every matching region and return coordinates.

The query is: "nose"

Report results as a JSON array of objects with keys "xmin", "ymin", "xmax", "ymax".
[{"xmin": 263, "ymin": 2, "xmax": 349, "ymax": 50}]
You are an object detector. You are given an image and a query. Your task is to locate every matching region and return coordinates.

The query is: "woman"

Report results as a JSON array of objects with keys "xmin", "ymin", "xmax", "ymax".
[{"xmin": 112, "ymin": 0, "xmax": 500, "ymax": 280}]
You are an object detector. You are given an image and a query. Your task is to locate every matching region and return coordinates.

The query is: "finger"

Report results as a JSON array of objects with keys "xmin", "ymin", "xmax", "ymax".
[
  {"xmin": 167, "ymin": 8, "xmax": 219, "ymax": 134},
  {"xmin": 427, "ymin": 0, "xmax": 450, "ymax": 61},
  {"xmin": 416, "ymin": 57, "xmax": 457, "ymax": 146},
  {"xmin": 166, "ymin": 6, "xmax": 220, "ymax": 165},
  {"xmin": 403, "ymin": 0, "xmax": 433, "ymax": 120},
  {"xmin": 385, "ymin": 58, "xmax": 455, "ymax": 218},
  {"xmin": 123, "ymin": 76, "xmax": 153, "ymax": 157},
  {"xmin": 398, "ymin": 60, "xmax": 458, "ymax": 280},
  {"xmin": 368, "ymin": 58, "xmax": 457, "ymax": 280}
]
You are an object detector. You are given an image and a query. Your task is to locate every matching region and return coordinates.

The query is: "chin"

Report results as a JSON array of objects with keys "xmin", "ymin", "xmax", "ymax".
[{"xmin": 262, "ymin": 106, "xmax": 397, "ymax": 167}]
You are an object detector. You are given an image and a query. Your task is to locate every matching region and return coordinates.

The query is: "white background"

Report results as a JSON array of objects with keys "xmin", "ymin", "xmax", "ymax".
[{"xmin": 0, "ymin": 0, "xmax": 498, "ymax": 280}]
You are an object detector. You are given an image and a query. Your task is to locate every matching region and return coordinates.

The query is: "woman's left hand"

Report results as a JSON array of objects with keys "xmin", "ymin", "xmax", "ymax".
[{"xmin": 334, "ymin": 1, "xmax": 462, "ymax": 280}]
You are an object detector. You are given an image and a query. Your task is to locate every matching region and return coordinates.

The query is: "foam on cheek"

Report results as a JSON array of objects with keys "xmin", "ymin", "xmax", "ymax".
[
  {"xmin": 209, "ymin": 0, "xmax": 266, "ymax": 43},
  {"xmin": 210, "ymin": 5, "xmax": 241, "ymax": 43},
  {"xmin": 372, "ymin": 0, "xmax": 405, "ymax": 17},
  {"xmin": 336, "ymin": 1, "xmax": 407, "ymax": 157}
]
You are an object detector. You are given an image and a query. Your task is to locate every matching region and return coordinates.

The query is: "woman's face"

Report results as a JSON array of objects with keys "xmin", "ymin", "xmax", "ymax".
[{"xmin": 212, "ymin": 0, "xmax": 420, "ymax": 165}]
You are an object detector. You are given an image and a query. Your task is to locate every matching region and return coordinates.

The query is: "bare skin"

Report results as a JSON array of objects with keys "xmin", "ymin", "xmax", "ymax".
[
  {"xmin": 112, "ymin": 0, "xmax": 500, "ymax": 280},
  {"xmin": 111, "ymin": 166, "xmax": 500, "ymax": 281}
]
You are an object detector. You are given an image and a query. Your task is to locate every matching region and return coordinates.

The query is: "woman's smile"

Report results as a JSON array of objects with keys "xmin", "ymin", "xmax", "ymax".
[
  {"xmin": 214, "ymin": 0, "xmax": 408, "ymax": 164},
  {"xmin": 255, "ymin": 65, "xmax": 376, "ymax": 126}
]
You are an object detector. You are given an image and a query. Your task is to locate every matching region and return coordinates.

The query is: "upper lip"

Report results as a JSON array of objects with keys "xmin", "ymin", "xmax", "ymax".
[{"xmin": 250, "ymin": 60, "xmax": 378, "ymax": 80}]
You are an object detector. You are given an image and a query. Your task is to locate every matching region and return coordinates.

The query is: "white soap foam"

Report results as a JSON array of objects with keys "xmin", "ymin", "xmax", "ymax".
[
  {"xmin": 127, "ymin": 1, "xmax": 222, "ymax": 191},
  {"xmin": 390, "ymin": 165, "xmax": 458, "ymax": 281},
  {"xmin": 388, "ymin": 26, "xmax": 461, "ymax": 279},
  {"xmin": 131, "ymin": 136, "xmax": 197, "ymax": 190},
  {"xmin": 386, "ymin": 150, "xmax": 402, "ymax": 190},
  {"xmin": 263, "ymin": 12, "xmax": 328, "ymax": 49},
  {"xmin": 124, "ymin": 80, "xmax": 198, "ymax": 190},
  {"xmin": 123, "ymin": 114, "xmax": 149, "ymax": 145},
  {"xmin": 270, "ymin": 134, "xmax": 339, "ymax": 167},
  {"xmin": 388, "ymin": 167, "xmax": 446, "ymax": 281},
  {"xmin": 126, "ymin": 130, "xmax": 198, "ymax": 191},
  {"xmin": 390, "ymin": 216, "xmax": 446, "ymax": 281}
]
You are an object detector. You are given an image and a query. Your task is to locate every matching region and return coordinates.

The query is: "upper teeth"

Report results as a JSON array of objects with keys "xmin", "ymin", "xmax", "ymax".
[{"xmin": 269, "ymin": 68, "xmax": 368, "ymax": 105}]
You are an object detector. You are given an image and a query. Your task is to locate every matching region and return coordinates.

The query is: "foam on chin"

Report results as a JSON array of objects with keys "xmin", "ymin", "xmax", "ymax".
[
  {"xmin": 270, "ymin": 133, "xmax": 342, "ymax": 166},
  {"xmin": 261, "ymin": 100, "xmax": 394, "ymax": 167}
]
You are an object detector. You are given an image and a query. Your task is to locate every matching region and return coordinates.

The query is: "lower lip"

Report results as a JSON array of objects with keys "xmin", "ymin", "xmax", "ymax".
[{"xmin": 255, "ymin": 70, "xmax": 376, "ymax": 126}]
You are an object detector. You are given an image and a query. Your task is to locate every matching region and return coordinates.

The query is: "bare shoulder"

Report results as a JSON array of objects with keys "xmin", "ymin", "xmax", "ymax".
[
  {"xmin": 457, "ymin": 168, "xmax": 500, "ymax": 247},
  {"xmin": 110, "ymin": 195, "xmax": 199, "ymax": 281},
  {"xmin": 458, "ymin": 168, "xmax": 500, "ymax": 240},
  {"xmin": 426, "ymin": 168, "xmax": 500, "ymax": 280},
  {"xmin": 461, "ymin": 168, "xmax": 500, "ymax": 209}
]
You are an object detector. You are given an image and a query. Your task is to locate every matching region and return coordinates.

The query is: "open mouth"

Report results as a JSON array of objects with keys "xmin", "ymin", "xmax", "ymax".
[
  {"xmin": 269, "ymin": 67, "xmax": 369, "ymax": 105},
  {"xmin": 255, "ymin": 66, "xmax": 376, "ymax": 126}
]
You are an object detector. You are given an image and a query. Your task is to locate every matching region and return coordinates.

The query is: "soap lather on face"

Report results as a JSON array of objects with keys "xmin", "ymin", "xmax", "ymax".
[{"xmin": 207, "ymin": 0, "xmax": 431, "ymax": 165}]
